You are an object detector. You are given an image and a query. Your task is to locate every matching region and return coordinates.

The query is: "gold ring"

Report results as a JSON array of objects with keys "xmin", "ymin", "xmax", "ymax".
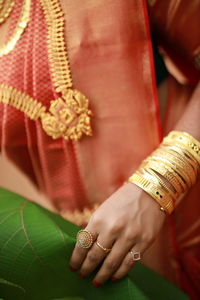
[
  {"xmin": 130, "ymin": 251, "xmax": 141, "ymax": 261},
  {"xmin": 96, "ymin": 241, "xmax": 111, "ymax": 254},
  {"xmin": 76, "ymin": 229, "xmax": 93, "ymax": 249}
]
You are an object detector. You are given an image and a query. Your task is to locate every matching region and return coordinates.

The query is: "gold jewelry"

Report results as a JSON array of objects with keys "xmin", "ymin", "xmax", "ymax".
[
  {"xmin": 0, "ymin": 0, "xmax": 30, "ymax": 57},
  {"xmin": 128, "ymin": 131, "xmax": 200, "ymax": 215},
  {"xmin": 76, "ymin": 229, "xmax": 93, "ymax": 249},
  {"xmin": 39, "ymin": 0, "xmax": 93, "ymax": 141},
  {"xmin": 141, "ymin": 159, "xmax": 183, "ymax": 193},
  {"xmin": 164, "ymin": 131, "xmax": 200, "ymax": 165},
  {"xmin": 161, "ymin": 144, "xmax": 199, "ymax": 175},
  {"xmin": 149, "ymin": 155, "xmax": 189, "ymax": 189},
  {"xmin": 128, "ymin": 173, "xmax": 174, "ymax": 214},
  {"xmin": 136, "ymin": 169, "xmax": 176, "ymax": 202},
  {"xmin": 0, "ymin": 0, "xmax": 15, "ymax": 24},
  {"xmin": 160, "ymin": 145, "xmax": 198, "ymax": 184},
  {"xmin": 141, "ymin": 167, "xmax": 176, "ymax": 198},
  {"xmin": 0, "ymin": 81, "xmax": 89, "ymax": 140},
  {"xmin": 152, "ymin": 149, "xmax": 193, "ymax": 187},
  {"xmin": 129, "ymin": 251, "xmax": 141, "ymax": 261},
  {"xmin": 96, "ymin": 241, "xmax": 111, "ymax": 254}
]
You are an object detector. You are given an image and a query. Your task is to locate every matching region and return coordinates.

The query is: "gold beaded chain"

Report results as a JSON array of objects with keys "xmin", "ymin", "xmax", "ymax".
[
  {"xmin": 0, "ymin": 0, "xmax": 15, "ymax": 24},
  {"xmin": 39, "ymin": 0, "xmax": 93, "ymax": 141},
  {"xmin": 0, "ymin": 0, "xmax": 31, "ymax": 57}
]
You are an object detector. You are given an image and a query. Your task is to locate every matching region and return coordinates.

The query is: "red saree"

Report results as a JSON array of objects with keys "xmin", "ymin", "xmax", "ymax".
[{"xmin": 0, "ymin": 0, "xmax": 199, "ymax": 298}]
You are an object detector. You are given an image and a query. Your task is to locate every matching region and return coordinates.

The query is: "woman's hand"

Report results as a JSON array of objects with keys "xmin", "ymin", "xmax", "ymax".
[{"xmin": 69, "ymin": 182, "xmax": 166, "ymax": 286}]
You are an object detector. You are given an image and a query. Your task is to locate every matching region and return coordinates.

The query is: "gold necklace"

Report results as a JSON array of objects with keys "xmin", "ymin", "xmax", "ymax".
[
  {"xmin": 39, "ymin": 0, "xmax": 93, "ymax": 141},
  {"xmin": 0, "ymin": 0, "xmax": 15, "ymax": 24},
  {"xmin": 0, "ymin": 0, "xmax": 31, "ymax": 56}
]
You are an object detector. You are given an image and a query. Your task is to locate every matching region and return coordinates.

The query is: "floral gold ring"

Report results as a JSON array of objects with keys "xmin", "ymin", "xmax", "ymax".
[{"xmin": 76, "ymin": 229, "xmax": 94, "ymax": 249}]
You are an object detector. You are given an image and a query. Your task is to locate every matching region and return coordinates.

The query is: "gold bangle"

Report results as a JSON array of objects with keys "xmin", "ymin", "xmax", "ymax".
[
  {"xmin": 149, "ymin": 155, "xmax": 190, "ymax": 189},
  {"xmin": 153, "ymin": 149, "xmax": 194, "ymax": 187},
  {"xmin": 141, "ymin": 167, "xmax": 177, "ymax": 200},
  {"xmin": 164, "ymin": 131, "xmax": 200, "ymax": 165},
  {"xmin": 163, "ymin": 141, "xmax": 200, "ymax": 173},
  {"xmin": 161, "ymin": 144, "xmax": 199, "ymax": 175},
  {"xmin": 128, "ymin": 173, "xmax": 174, "ymax": 214},
  {"xmin": 141, "ymin": 160, "xmax": 184, "ymax": 194},
  {"xmin": 127, "ymin": 130, "xmax": 200, "ymax": 215},
  {"xmin": 160, "ymin": 145, "xmax": 198, "ymax": 184}
]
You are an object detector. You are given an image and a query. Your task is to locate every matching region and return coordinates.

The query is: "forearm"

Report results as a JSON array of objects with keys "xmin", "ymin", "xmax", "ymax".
[
  {"xmin": 174, "ymin": 82, "xmax": 200, "ymax": 140},
  {"xmin": 128, "ymin": 82, "xmax": 200, "ymax": 213}
]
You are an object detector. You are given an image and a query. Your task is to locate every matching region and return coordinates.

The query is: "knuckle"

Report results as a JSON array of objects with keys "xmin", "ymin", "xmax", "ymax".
[
  {"xmin": 124, "ymin": 231, "xmax": 136, "ymax": 243},
  {"xmin": 90, "ymin": 212, "xmax": 102, "ymax": 227},
  {"xmin": 87, "ymin": 252, "xmax": 99, "ymax": 264},
  {"xmin": 124, "ymin": 256, "xmax": 135, "ymax": 267},
  {"xmin": 104, "ymin": 260, "xmax": 118, "ymax": 271},
  {"xmin": 141, "ymin": 232, "xmax": 154, "ymax": 244},
  {"xmin": 108, "ymin": 221, "xmax": 124, "ymax": 235}
]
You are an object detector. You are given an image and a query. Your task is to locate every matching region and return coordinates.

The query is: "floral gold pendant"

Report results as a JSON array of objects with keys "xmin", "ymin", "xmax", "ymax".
[{"xmin": 41, "ymin": 89, "xmax": 92, "ymax": 140}]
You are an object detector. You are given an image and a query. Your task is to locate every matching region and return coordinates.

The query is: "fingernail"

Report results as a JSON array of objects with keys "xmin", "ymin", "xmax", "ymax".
[
  {"xmin": 112, "ymin": 277, "xmax": 118, "ymax": 282},
  {"xmin": 80, "ymin": 273, "xmax": 87, "ymax": 279},
  {"xmin": 69, "ymin": 265, "xmax": 76, "ymax": 272},
  {"xmin": 93, "ymin": 280, "xmax": 101, "ymax": 287}
]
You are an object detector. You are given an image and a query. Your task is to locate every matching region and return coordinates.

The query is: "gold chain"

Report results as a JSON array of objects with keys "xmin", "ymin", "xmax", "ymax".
[
  {"xmin": 0, "ymin": 0, "xmax": 15, "ymax": 24},
  {"xmin": 0, "ymin": 0, "xmax": 31, "ymax": 57},
  {"xmin": 0, "ymin": 83, "xmax": 91, "ymax": 140},
  {"xmin": 39, "ymin": 0, "xmax": 93, "ymax": 140},
  {"xmin": 0, "ymin": 83, "xmax": 46, "ymax": 119}
]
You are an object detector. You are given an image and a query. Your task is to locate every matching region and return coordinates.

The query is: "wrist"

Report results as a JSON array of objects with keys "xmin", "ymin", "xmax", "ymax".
[{"xmin": 127, "ymin": 130, "xmax": 200, "ymax": 214}]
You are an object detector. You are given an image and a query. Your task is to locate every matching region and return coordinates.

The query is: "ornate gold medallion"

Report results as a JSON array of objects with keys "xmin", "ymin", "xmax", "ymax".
[{"xmin": 41, "ymin": 89, "xmax": 92, "ymax": 140}]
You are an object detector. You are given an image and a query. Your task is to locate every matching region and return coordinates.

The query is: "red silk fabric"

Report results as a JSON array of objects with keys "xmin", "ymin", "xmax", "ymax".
[
  {"xmin": 149, "ymin": 0, "xmax": 200, "ymax": 85},
  {"xmin": 0, "ymin": 0, "xmax": 161, "ymax": 211},
  {"xmin": 0, "ymin": 0, "xmax": 200, "ymax": 298}
]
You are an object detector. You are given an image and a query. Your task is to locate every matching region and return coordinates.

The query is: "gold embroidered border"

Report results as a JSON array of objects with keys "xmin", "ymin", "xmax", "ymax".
[{"xmin": 0, "ymin": 0, "xmax": 31, "ymax": 57}]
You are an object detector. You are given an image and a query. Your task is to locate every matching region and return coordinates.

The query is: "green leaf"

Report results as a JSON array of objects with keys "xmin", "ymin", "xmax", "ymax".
[
  {"xmin": 0, "ymin": 187, "xmax": 188, "ymax": 300},
  {"xmin": 0, "ymin": 277, "xmax": 25, "ymax": 291}
]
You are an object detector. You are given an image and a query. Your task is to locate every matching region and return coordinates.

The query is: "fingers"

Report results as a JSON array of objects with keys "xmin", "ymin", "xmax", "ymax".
[
  {"xmin": 79, "ymin": 233, "xmax": 115, "ymax": 277},
  {"xmin": 69, "ymin": 225, "xmax": 98, "ymax": 270},
  {"xmin": 92, "ymin": 237, "xmax": 135, "ymax": 285},
  {"xmin": 111, "ymin": 242, "xmax": 148, "ymax": 281}
]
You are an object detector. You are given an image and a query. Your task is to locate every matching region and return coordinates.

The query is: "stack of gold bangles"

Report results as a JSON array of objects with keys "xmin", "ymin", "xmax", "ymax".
[{"xmin": 128, "ymin": 131, "xmax": 200, "ymax": 214}]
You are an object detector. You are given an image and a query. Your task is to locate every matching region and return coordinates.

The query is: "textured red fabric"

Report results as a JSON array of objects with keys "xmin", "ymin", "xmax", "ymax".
[
  {"xmin": 0, "ymin": 0, "xmax": 161, "ymax": 211},
  {"xmin": 0, "ymin": 1, "xmax": 199, "ymax": 298}
]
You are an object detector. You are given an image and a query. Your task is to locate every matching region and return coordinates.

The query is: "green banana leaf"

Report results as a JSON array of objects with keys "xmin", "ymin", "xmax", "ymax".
[{"xmin": 0, "ymin": 187, "xmax": 188, "ymax": 300}]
